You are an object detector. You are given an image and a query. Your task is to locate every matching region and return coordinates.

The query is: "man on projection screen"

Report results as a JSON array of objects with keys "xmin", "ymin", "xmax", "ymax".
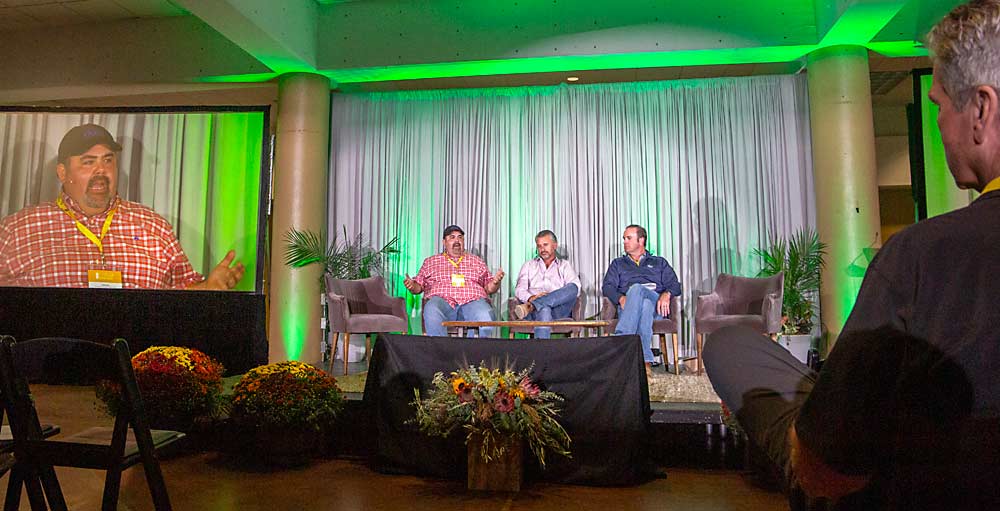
[{"xmin": 0, "ymin": 123, "xmax": 244, "ymax": 290}]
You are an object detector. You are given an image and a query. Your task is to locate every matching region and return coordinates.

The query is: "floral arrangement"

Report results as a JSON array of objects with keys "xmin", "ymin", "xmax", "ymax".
[
  {"xmin": 721, "ymin": 403, "xmax": 744, "ymax": 436},
  {"xmin": 411, "ymin": 362, "xmax": 571, "ymax": 467},
  {"xmin": 97, "ymin": 346, "xmax": 225, "ymax": 427},
  {"xmin": 229, "ymin": 361, "xmax": 343, "ymax": 431}
]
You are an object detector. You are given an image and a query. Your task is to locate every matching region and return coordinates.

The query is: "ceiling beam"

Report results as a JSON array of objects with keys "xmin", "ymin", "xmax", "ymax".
[
  {"xmin": 174, "ymin": 0, "xmax": 319, "ymax": 73},
  {"xmin": 817, "ymin": 0, "xmax": 908, "ymax": 47}
]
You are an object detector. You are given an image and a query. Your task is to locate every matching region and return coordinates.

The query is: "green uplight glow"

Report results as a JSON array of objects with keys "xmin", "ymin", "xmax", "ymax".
[
  {"xmin": 281, "ymin": 294, "xmax": 307, "ymax": 361},
  {"xmin": 192, "ymin": 1, "xmax": 928, "ymax": 86},
  {"xmin": 210, "ymin": 112, "xmax": 263, "ymax": 291},
  {"xmin": 199, "ymin": 72, "xmax": 281, "ymax": 83},
  {"xmin": 866, "ymin": 41, "xmax": 928, "ymax": 58},
  {"xmin": 322, "ymin": 46, "xmax": 817, "ymax": 84}
]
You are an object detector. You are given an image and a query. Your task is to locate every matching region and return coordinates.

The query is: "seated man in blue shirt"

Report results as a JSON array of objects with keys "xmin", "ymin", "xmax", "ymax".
[{"xmin": 602, "ymin": 224, "xmax": 682, "ymax": 377}]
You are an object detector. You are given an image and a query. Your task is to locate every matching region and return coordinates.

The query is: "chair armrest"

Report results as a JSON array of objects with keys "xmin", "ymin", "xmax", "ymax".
[
  {"xmin": 389, "ymin": 297, "xmax": 407, "ymax": 322},
  {"xmin": 696, "ymin": 293, "xmax": 722, "ymax": 322},
  {"xmin": 600, "ymin": 297, "xmax": 617, "ymax": 320},
  {"xmin": 670, "ymin": 294, "xmax": 681, "ymax": 318},
  {"xmin": 762, "ymin": 291, "xmax": 783, "ymax": 334},
  {"xmin": 326, "ymin": 293, "xmax": 350, "ymax": 332},
  {"xmin": 369, "ymin": 292, "xmax": 407, "ymax": 320}
]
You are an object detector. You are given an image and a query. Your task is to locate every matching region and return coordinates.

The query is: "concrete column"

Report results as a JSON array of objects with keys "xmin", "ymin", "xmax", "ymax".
[
  {"xmin": 269, "ymin": 72, "xmax": 330, "ymax": 363},
  {"xmin": 807, "ymin": 45, "xmax": 881, "ymax": 352}
]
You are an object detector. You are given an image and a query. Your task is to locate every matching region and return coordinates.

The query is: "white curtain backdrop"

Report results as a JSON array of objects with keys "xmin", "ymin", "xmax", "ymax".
[
  {"xmin": 0, "ymin": 111, "xmax": 262, "ymax": 290},
  {"xmin": 328, "ymin": 75, "xmax": 815, "ymax": 356}
]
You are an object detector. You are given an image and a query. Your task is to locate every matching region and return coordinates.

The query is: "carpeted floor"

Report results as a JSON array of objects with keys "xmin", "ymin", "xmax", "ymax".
[{"xmin": 332, "ymin": 371, "xmax": 720, "ymax": 404}]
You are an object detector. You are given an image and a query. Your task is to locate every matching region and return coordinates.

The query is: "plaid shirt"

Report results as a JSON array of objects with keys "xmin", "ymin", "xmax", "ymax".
[
  {"xmin": 414, "ymin": 252, "xmax": 493, "ymax": 307},
  {"xmin": 0, "ymin": 193, "xmax": 203, "ymax": 289}
]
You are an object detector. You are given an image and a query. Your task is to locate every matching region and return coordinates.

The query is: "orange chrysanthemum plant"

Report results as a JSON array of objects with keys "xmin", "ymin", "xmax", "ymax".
[
  {"xmin": 411, "ymin": 362, "xmax": 571, "ymax": 466},
  {"xmin": 97, "ymin": 346, "xmax": 225, "ymax": 430},
  {"xmin": 229, "ymin": 361, "xmax": 343, "ymax": 432}
]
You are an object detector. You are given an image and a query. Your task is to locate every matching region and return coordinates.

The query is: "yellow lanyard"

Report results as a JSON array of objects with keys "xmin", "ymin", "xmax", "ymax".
[
  {"xmin": 444, "ymin": 253, "xmax": 464, "ymax": 270},
  {"xmin": 56, "ymin": 196, "xmax": 117, "ymax": 256},
  {"xmin": 982, "ymin": 176, "xmax": 1000, "ymax": 195}
]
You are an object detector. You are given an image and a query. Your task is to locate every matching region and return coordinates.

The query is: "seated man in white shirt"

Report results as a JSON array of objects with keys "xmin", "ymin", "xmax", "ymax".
[{"xmin": 512, "ymin": 230, "xmax": 582, "ymax": 338}]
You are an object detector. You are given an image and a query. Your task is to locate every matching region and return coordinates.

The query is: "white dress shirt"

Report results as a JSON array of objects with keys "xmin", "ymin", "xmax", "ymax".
[{"xmin": 514, "ymin": 257, "xmax": 582, "ymax": 303}]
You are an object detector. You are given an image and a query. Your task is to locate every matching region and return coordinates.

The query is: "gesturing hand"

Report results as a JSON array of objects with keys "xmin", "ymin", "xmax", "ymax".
[
  {"xmin": 528, "ymin": 291, "xmax": 549, "ymax": 303},
  {"xmin": 403, "ymin": 273, "xmax": 422, "ymax": 294},
  {"xmin": 492, "ymin": 267, "xmax": 505, "ymax": 285},
  {"xmin": 196, "ymin": 250, "xmax": 245, "ymax": 290}
]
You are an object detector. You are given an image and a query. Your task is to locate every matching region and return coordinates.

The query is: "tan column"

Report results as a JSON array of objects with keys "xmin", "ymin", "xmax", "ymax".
[
  {"xmin": 807, "ymin": 45, "xmax": 881, "ymax": 352},
  {"xmin": 269, "ymin": 72, "xmax": 330, "ymax": 363}
]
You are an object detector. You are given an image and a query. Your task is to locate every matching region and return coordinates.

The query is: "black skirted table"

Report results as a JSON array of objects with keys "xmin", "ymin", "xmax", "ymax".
[{"xmin": 362, "ymin": 333, "xmax": 653, "ymax": 486}]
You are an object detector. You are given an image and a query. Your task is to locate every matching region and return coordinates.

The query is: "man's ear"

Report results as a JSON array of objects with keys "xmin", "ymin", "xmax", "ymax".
[
  {"xmin": 56, "ymin": 163, "xmax": 67, "ymax": 183},
  {"xmin": 972, "ymin": 85, "xmax": 999, "ymax": 144}
]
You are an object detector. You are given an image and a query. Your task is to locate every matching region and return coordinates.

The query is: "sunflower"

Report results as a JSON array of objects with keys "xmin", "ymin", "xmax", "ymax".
[{"xmin": 451, "ymin": 377, "xmax": 468, "ymax": 395}]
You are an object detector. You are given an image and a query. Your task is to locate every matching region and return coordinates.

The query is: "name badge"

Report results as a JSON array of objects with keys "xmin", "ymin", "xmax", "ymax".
[
  {"xmin": 451, "ymin": 273, "xmax": 466, "ymax": 287},
  {"xmin": 88, "ymin": 269, "xmax": 123, "ymax": 289}
]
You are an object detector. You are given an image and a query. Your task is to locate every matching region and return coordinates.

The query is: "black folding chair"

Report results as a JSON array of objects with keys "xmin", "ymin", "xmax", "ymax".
[
  {"xmin": 1, "ymin": 401, "xmax": 60, "ymax": 478},
  {"xmin": 0, "ymin": 336, "xmax": 185, "ymax": 511}
]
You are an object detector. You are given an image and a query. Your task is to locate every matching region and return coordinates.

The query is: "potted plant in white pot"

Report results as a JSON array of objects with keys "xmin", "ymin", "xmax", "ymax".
[{"xmin": 752, "ymin": 229, "xmax": 827, "ymax": 363}]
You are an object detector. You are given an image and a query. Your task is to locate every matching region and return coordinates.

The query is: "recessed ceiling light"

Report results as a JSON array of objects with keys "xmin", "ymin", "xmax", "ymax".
[{"xmin": 566, "ymin": 76, "xmax": 580, "ymax": 82}]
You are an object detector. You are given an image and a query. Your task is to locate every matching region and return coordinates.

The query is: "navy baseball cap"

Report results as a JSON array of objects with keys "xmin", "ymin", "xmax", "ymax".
[
  {"xmin": 58, "ymin": 124, "xmax": 122, "ymax": 164},
  {"xmin": 443, "ymin": 225, "xmax": 464, "ymax": 238}
]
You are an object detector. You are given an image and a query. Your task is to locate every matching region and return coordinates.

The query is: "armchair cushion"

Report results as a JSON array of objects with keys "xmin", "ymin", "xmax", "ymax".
[
  {"xmin": 325, "ymin": 274, "xmax": 408, "ymax": 334},
  {"xmin": 695, "ymin": 273, "xmax": 783, "ymax": 335},
  {"xmin": 346, "ymin": 314, "xmax": 408, "ymax": 333}
]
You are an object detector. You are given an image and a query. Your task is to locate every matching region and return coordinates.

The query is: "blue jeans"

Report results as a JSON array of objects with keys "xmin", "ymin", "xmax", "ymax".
[
  {"xmin": 614, "ymin": 283, "xmax": 666, "ymax": 363},
  {"xmin": 423, "ymin": 296, "xmax": 495, "ymax": 337},
  {"xmin": 525, "ymin": 283, "xmax": 578, "ymax": 339}
]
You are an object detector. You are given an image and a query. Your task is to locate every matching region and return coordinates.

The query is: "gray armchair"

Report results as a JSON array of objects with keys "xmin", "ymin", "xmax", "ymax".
[
  {"xmin": 695, "ymin": 273, "xmax": 784, "ymax": 370},
  {"xmin": 325, "ymin": 275, "xmax": 408, "ymax": 375},
  {"xmin": 505, "ymin": 296, "xmax": 584, "ymax": 338},
  {"xmin": 599, "ymin": 294, "xmax": 684, "ymax": 374}
]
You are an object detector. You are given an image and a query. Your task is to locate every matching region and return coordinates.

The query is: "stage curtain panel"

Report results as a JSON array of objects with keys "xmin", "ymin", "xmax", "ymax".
[
  {"xmin": 0, "ymin": 112, "xmax": 262, "ymax": 290},
  {"xmin": 328, "ymin": 75, "xmax": 815, "ymax": 342},
  {"xmin": 364, "ymin": 333, "xmax": 651, "ymax": 486}
]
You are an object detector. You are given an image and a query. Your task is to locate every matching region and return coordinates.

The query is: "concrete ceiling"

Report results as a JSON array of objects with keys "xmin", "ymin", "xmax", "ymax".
[{"xmin": 0, "ymin": 0, "xmax": 952, "ymax": 105}]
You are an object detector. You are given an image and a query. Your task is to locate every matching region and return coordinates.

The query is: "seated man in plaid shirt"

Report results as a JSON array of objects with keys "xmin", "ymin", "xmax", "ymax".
[
  {"xmin": 404, "ymin": 225, "xmax": 505, "ymax": 337},
  {"xmin": 0, "ymin": 124, "xmax": 244, "ymax": 290}
]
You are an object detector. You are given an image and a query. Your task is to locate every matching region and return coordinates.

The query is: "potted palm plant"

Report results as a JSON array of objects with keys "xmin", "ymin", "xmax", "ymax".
[
  {"xmin": 283, "ymin": 226, "xmax": 399, "ymax": 283},
  {"xmin": 284, "ymin": 227, "xmax": 400, "ymax": 365},
  {"xmin": 752, "ymin": 229, "xmax": 827, "ymax": 362}
]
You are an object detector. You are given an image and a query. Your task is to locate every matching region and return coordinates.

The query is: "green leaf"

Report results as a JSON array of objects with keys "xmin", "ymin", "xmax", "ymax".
[{"xmin": 753, "ymin": 229, "xmax": 827, "ymax": 334}]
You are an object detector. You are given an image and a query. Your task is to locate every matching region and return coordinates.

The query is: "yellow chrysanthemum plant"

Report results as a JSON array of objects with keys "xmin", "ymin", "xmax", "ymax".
[
  {"xmin": 411, "ymin": 362, "xmax": 571, "ymax": 467},
  {"xmin": 97, "ymin": 346, "xmax": 225, "ymax": 430},
  {"xmin": 230, "ymin": 361, "xmax": 344, "ymax": 432}
]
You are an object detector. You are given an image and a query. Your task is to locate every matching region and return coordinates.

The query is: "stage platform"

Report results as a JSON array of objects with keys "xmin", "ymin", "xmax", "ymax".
[{"xmin": 334, "ymin": 359, "xmax": 724, "ymax": 426}]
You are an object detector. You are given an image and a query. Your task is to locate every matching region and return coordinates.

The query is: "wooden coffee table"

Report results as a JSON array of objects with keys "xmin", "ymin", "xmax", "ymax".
[{"xmin": 440, "ymin": 320, "xmax": 610, "ymax": 338}]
